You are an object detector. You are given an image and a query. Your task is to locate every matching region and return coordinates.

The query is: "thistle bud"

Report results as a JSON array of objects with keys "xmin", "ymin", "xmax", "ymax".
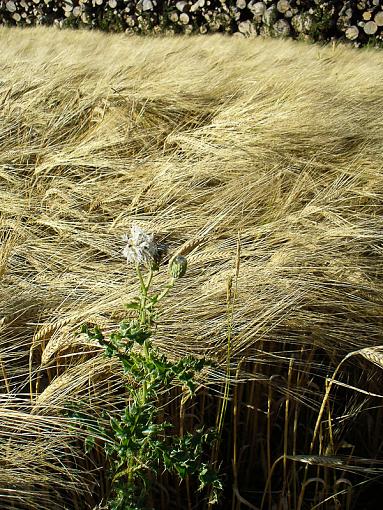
[{"xmin": 169, "ymin": 256, "xmax": 187, "ymax": 278}]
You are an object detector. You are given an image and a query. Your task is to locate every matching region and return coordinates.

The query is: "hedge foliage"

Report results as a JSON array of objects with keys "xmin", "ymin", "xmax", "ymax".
[{"xmin": 1, "ymin": 0, "xmax": 382, "ymax": 47}]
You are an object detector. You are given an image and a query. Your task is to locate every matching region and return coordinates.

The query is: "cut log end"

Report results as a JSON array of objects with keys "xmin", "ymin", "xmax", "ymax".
[{"xmin": 364, "ymin": 20, "xmax": 378, "ymax": 34}]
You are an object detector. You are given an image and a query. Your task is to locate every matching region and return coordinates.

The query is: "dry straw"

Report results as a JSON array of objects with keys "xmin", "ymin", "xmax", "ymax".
[{"xmin": 1, "ymin": 26, "xmax": 383, "ymax": 510}]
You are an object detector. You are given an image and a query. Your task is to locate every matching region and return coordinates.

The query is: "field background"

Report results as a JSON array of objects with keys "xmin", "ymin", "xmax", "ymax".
[{"xmin": 1, "ymin": 27, "xmax": 383, "ymax": 509}]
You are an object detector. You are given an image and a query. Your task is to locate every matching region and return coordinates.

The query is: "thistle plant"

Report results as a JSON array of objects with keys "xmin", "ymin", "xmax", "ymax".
[{"xmin": 78, "ymin": 225, "xmax": 221, "ymax": 510}]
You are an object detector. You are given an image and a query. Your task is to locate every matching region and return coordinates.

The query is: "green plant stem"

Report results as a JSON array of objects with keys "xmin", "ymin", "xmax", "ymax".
[
  {"xmin": 136, "ymin": 263, "xmax": 146, "ymax": 294},
  {"xmin": 136, "ymin": 264, "xmax": 147, "ymax": 326},
  {"xmin": 134, "ymin": 264, "xmax": 151, "ymax": 405},
  {"xmin": 145, "ymin": 269, "xmax": 154, "ymax": 292},
  {"xmin": 156, "ymin": 277, "xmax": 175, "ymax": 303},
  {"xmin": 141, "ymin": 339, "xmax": 151, "ymax": 403}
]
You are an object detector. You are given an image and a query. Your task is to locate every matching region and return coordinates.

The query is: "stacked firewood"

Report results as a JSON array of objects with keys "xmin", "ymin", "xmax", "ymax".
[
  {"xmin": 338, "ymin": 0, "xmax": 383, "ymax": 44},
  {"xmin": 0, "ymin": 0, "xmax": 382, "ymax": 46}
]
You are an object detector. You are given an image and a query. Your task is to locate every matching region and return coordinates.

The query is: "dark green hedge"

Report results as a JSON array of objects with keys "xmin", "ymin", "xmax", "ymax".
[{"xmin": 1, "ymin": 0, "xmax": 382, "ymax": 46}]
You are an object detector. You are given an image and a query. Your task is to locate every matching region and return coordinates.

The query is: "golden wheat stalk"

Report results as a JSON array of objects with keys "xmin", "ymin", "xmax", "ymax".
[{"xmin": 1, "ymin": 26, "xmax": 383, "ymax": 510}]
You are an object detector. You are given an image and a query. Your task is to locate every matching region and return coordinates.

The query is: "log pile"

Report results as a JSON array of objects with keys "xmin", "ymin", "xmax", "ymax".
[
  {"xmin": 337, "ymin": 0, "xmax": 383, "ymax": 44},
  {"xmin": 0, "ymin": 0, "xmax": 383, "ymax": 46}
]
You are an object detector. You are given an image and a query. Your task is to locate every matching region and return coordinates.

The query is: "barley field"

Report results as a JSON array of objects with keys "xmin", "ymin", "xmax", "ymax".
[{"xmin": 1, "ymin": 27, "xmax": 383, "ymax": 510}]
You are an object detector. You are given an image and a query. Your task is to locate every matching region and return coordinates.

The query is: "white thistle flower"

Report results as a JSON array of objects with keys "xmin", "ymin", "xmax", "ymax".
[{"xmin": 122, "ymin": 224, "xmax": 166, "ymax": 269}]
